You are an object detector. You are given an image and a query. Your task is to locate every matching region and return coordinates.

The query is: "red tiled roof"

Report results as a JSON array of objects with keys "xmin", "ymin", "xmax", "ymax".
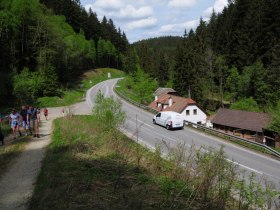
[
  {"xmin": 149, "ymin": 94, "xmax": 196, "ymax": 113},
  {"xmin": 211, "ymin": 108, "xmax": 271, "ymax": 133}
]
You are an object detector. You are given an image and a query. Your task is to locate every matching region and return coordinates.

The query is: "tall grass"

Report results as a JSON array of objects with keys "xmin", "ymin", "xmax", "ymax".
[{"xmin": 29, "ymin": 115, "xmax": 279, "ymax": 210}]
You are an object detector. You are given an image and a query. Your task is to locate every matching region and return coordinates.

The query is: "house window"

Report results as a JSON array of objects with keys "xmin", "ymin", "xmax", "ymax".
[
  {"xmin": 186, "ymin": 110, "xmax": 190, "ymax": 115},
  {"xmin": 193, "ymin": 109, "xmax": 197, "ymax": 115}
]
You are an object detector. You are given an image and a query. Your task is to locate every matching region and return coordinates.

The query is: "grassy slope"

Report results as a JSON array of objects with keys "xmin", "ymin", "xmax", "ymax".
[
  {"xmin": 28, "ymin": 116, "xmax": 277, "ymax": 210},
  {"xmin": 115, "ymin": 78, "xmax": 142, "ymax": 103},
  {"xmin": 29, "ymin": 116, "xmax": 171, "ymax": 209},
  {"xmin": 37, "ymin": 68, "xmax": 125, "ymax": 107},
  {"xmin": 116, "ymin": 78, "xmax": 155, "ymax": 105}
]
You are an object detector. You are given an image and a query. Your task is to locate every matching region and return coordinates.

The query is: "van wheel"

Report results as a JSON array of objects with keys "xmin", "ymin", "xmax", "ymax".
[
  {"xmin": 166, "ymin": 124, "xmax": 170, "ymax": 130},
  {"xmin": 153, "ymin": 119, "xmax": 156, "ymax": 124}
]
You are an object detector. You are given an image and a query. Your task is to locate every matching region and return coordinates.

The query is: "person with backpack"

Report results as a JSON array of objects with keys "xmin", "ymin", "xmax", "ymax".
[{"xmin": 27, "ymin": 106, "xmax": 40, "ymax": 138}]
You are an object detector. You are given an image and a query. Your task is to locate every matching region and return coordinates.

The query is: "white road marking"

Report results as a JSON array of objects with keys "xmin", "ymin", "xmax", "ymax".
[
  {"xmin": 126, "ymin": 118, "xmax": 154, "ymax": 129},
  {"xmin": 227, "ymin": 159, "xmax": 263, "ymax": 174},
  {"xmin": 136, "ymin": 119, "xmax": 155, "ymax": 129},
  {"xmin": 126, "ymin": 118, "xmax": 178, "ymax": 143}
]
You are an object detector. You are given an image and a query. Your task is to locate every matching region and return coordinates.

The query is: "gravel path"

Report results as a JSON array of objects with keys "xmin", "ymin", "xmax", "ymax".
[{"xmin": 0, "ymin": 102, "xmax": 91, "ymax": 210}]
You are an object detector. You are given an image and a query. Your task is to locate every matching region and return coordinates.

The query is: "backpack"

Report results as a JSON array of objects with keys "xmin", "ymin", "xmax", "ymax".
[{"xmin": 29, "ymin": 108, "xmax": 37, "ymax": 120}]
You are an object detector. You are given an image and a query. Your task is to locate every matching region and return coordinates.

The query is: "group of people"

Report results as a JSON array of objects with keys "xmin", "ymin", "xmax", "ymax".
[{"xmin": 8, "ymin": 106, "xmax": 48, "ymax": 139}]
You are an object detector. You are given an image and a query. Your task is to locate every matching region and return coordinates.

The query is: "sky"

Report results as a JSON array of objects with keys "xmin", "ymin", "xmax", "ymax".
[{"xmin": 80, "ymin": 0, "xmax": 229, "ymax": 43}]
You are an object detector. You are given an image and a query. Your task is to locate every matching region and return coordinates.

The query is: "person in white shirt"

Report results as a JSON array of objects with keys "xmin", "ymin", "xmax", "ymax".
[{"xmin": 9, "ymin": 109, "xmax": 22, "ymax": 139}]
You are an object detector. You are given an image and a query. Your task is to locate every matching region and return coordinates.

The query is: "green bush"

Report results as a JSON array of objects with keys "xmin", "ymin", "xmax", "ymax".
[
  {"xmin": 117, "ymin": 68, "xmax": 158, "ymax": 104},
  {"xmin": 13, "ymin": 67, "xmax": 59, "ymax": 104},
  {"xmin": 230, "ymin": 97, "xmax": 260, "ymax": 112}
]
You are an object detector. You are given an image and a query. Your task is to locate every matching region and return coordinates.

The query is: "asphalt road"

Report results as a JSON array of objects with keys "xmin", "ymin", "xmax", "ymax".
[{"xmin": 86, "ymin": 78, "xmax": 280, "ymax": 192}]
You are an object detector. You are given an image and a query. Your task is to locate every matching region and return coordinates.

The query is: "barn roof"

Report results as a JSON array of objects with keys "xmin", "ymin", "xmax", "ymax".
[
  {"xmin": 153, "ymin": 88, "xmax": 177, "ymax": 96},
  {"xmin": 211, "ymin": 108, "xmax": 271, "ymax": 133}
]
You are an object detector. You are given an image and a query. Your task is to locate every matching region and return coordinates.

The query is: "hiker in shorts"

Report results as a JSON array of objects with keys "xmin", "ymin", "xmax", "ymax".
[
  {"xmin": 43, "ymin": 107, "xmax": 48, "ymax": 120},
  {"xmin": 27, "ymin": 106, "xmax": 41, "ymax": 138},
  {"xmin": 9, "ymin": 109, "xmax": 22, "ymax": 139},
  {"xmin": 20, "ymin": 105, "xmax": 29, "ymax": 136}
]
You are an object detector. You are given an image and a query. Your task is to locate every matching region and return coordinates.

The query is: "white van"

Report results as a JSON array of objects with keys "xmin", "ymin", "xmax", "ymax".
[{"xmin": 153, "ymin": 111, "xmax": 184, "ymax": 130}]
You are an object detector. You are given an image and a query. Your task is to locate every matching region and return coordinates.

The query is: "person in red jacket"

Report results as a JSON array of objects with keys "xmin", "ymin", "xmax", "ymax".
[{"xmin": 43, "ymin": 108, "xmax": 48, "ymax": 120}]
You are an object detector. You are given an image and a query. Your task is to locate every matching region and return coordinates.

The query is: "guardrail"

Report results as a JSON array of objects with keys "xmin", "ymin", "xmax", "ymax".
[
  {"xmin": 114, "ymin": 84, "xmax": 280, "ymax": 159},
  {"xmin": 184, "ymin": 120, "xmax": 280, "ymax": 159}
]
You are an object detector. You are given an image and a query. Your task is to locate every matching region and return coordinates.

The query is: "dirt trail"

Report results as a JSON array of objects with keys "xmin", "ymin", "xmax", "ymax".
[{"xmin": 0, "ymin": 102, "xmax": 91, "ymax": 210}]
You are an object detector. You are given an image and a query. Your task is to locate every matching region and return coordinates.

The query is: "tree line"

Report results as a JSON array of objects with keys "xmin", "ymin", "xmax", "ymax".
[{"xmin": 0, "ymin": 0, "xmax": 128, "ymax": 106}]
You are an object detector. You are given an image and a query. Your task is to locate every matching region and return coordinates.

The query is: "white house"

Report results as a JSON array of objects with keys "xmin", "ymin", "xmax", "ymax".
[{"xmin": 149, "ymin": 93, "xmax": 208, "ymax": 125}]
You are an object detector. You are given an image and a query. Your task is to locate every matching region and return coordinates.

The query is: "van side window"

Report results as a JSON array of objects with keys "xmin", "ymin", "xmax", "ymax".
[{"xmin": 156, "ymin": 113, "xmax": 161, "ymax": 118}]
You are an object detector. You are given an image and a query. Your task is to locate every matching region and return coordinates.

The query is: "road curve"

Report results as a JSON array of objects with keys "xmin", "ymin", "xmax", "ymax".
[{"xmin": 86, "ymin": 78, "xmax": 280, "ymax": 191}]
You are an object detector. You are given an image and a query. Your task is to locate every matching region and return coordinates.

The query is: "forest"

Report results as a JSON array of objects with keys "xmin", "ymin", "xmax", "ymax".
[
  {"xmin": 0, "ymin": 0, "xmax": 128, "ymax": 105},
  {"xmin": 125, "ymin": 0, "xmax": 280, "ymax": 114}
]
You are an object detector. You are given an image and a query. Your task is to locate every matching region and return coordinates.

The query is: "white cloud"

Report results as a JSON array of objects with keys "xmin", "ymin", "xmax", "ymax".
[
  {"xmin": 85, "ymin": 3, "xmax": 154, "ymax": 22},
  {"xmin": 168, "ymin": 0, "xmax": 197, "ymax": 8},
  {"xmin": 203, "ymin": 0, "xmax": 228, "ymax": 18},
  {"xmin": 118, "ymin": 5, "xmax": 154, "ymax": 19},
  {"xmin": 126, "ymin": 17, "xmax": 158, "ymax": 30},
  {"xmin": 92, "ymin": 0, "xmax": 123, "ymax": 11},
  {"xmin": 159, "ymin": 19, "xmax": 199, "ymax": 34}
]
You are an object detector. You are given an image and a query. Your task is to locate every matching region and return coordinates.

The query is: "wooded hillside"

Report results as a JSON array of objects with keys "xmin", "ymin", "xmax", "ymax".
[{"xmin": 0, "ymin": 0, "xmax": 128, "ymax": 106}]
